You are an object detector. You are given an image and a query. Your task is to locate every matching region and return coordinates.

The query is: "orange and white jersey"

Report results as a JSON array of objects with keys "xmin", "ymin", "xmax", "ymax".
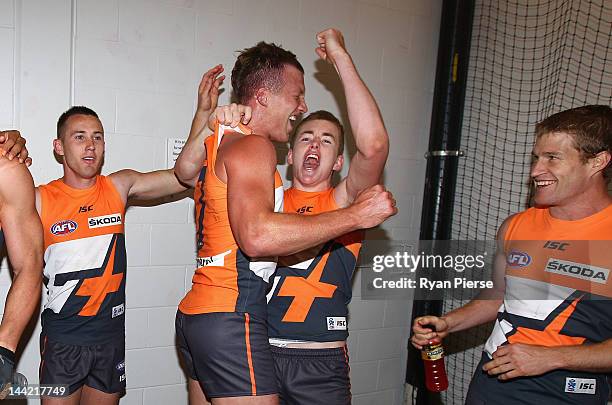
[
  {"xmin": 179, "ymin": 123, "xmax": 283, "ymax": 318},
  {"xmin": 485, "ymin": 205, "xmax": 612, "ymax": 357},
  {"xmin": 39, "ymin": 175, "xmax": 126, "ymax": 345}
]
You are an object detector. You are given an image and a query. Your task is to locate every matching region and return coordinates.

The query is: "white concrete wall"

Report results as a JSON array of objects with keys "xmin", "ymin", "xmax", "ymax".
[{"xmin": 0, "ymin": 0, "xmax": 441, "ymax": 403}]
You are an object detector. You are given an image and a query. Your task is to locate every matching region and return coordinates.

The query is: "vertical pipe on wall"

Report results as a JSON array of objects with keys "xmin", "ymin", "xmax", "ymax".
[{"xmin": 405, "ymin": 1, "xmax": 475, "ymax": 404}]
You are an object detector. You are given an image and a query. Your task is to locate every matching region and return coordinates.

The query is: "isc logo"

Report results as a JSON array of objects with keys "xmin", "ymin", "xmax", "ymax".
[
  {"xmin": 326, "ymin": 317, "xmax": 347, "ymax": 330},
  {"xmin": 296, "ymin": 206, "xmax": 313, "ymax": 214},
  {"xmin": 543, "ymin": 240, "xmax": 569, "ymax": 251},
  {"xmin": 50, "ymin": 220, "xmax": 78, "ymax": 236},
  {"xmin": 506, "ymin": 251, "xmax": 531, "ymax": 267},
  {"xmin": 565, "ymin": 377, "xmax": 596, "ymax": 394}
]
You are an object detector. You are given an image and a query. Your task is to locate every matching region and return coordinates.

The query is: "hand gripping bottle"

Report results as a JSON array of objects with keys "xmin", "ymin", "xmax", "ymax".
[{"xmin": 421, "ymin": 342, "xmax": 448, "ymax": 392}]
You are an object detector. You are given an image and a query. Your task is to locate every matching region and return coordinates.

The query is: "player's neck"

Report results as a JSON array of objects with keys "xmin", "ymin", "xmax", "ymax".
[
  {"xmin": 248, "ymin": 110, "xmax": 280, "ymax": 142},
  {"xmin": 61, "ymin": 170, "xmax": 98, "ymax": 190},
  {"xmin": 247, "ymin": 120, "xmax": 273, "ymax": 141},
  {"xmin": 292, "ymin": 177, "xmax": 333, "ymax": 193},
  {"xmin": 548, "ymin": 188, "xmax": 612, "ymax": 220}
]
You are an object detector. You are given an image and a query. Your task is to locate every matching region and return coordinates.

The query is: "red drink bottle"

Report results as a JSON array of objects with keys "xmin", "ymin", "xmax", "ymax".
[{"xmin": 421, "ymin": 343, "xmax": 449, "ymax": 392}]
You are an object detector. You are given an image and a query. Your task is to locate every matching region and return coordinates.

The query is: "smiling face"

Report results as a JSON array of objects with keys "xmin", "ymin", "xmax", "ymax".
[
  {"xmin": 530, "ymin": 131, "xmax": 596, "ymax": 209},
  {"xmin": 54, "ymin": 114, "xmax": 105, "ymax": 183},
  {"xmin": 264, "ymin": 64, "xmax": 308, "ymax": 142},
  {"xmin": 288, "ymin": 118, "xmax": 344, "ymax": 191}
]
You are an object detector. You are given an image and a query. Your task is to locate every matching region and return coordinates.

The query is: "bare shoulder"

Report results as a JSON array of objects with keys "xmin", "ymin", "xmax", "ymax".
[
  {"xmin": 225, "ymin": 134, "xmax": 276, "ymax": 162},
  {"xmin": 107, "ymin": 169, "xmax": 137, "ymax": 200},
  {"xmin": 497, "ymin": 213, "xmax": 520, "ymax": 241}
]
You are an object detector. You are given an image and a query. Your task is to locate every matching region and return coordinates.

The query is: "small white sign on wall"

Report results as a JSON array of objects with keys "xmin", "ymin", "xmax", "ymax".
[{"xmin": 167, "ymin": 138, "xmax": 187, "ymax": 169}]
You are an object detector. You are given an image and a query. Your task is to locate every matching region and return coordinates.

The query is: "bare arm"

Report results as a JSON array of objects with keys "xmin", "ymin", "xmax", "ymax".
[
  {"xmin": 109, "ymin": 168, "xmax": 187, "ymax": 204},
  {"xmin": 0, "ymin": 159, "xmax": 43, "ymax": 352},
  {"xmin": 315, "ymin": 29, "xmax": 389, "ymax": 207},
  {"xmin": 174, "ymin": 65, "xmax": 225, "ymax": 187},
  {"xmin": 411, "ymin": 216, "xmax": 510, "ymax": 349},
  {"xmin": 551, "ymin": 339, "xmax": 612, "ymax": 373},
  {"xmin": 225, "ymin": 136, "xmax": 396, "ymax": 257},
  {"xmin": 482, "ymin": 339, "xmax": 612, "ymax": 380}
]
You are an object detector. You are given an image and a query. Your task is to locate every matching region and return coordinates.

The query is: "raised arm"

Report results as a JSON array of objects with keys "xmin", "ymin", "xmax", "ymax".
[
  {"xmin": 0, "ymin": 158, "xmax": 43, "ymax": 352},
  {"xmin": 316, "ymin": 29, "xmax": 389, "ymax": 207},
  {"xmin": 174, "ymin": 65, "xmax": 225, "ymax": 187},
  {"xmin": 225, "ymin": 136, "xmax": 397, "ymax": 257},
  {"xmin": 109, "ymin": 168, "xmax": 188, "ymax": 204}
]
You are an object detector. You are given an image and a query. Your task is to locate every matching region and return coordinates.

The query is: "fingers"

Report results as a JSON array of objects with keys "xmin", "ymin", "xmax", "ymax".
[
  {"xmin": 315, "ymin": 28, "xmax": 345, "ymax": 60},
  {"xmin": 315, "ymin": 46, "xmax": 327, "ymax": 61},
  {"xmin": 410, "ymin": 332, "xmax": 440, "ymax": 349},
  {"xmin": 2, "ymin": 138, "xmax": 16, "ymax": 158},
  {"xmin": 212, "ymin": 75, "xmax": 225, "ymax": 92},
  {"xmin": 16, "ymin": 144, "xmax": 30, "ymax": 163},
  {"xmin": 213, "ymin": 104, "xmax": 252, "ymax": 127},
  {"xmin": 240, "ymin": 105, "xmax": 252, "ymax": 125},
  {"xmin": 229, "ymin": 104, "xmax": 241, "ymax": 127},
  {"xmin": 198, "ymin": 65, "xmax": 225, "ymax": 112},
  {"xmin": 388, "ymin": 192, "xmax": 398, "ymax": 216},
  {"xmin": 491, "ymin": 345, "xmax": 509, "ymax": 358},
  {"xmin": 411, "ymin": 316, "xmax": 446, "ymax": 350},
  {"xmin": 199, "ymin": 65, "xmax": 223, "ymax": 89},
  {"xmin": 0, "ymin": 130, "xmax": 24, "ymax": 159},
  {"xmin": 482, "ymin": 358, "xmax": 514, "ymax": 376},
  {"xmin": 415, "ymin": 316, "xmax": 449, "ymax": 336}
]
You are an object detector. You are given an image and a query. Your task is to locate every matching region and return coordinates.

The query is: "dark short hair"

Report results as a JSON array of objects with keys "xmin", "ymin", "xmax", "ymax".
[
  {"xmin": 291, "ymin": 110, "xmax": 345, "ymax": 156},
  {"xmin": 536, "ymin": 105, "xmax": 611, "ymax": 162},
  {"xmin": 57, "ymin": 106, "xmax": 100, "ymax": 139},
  {"xmin": 231, "ymin": 42, "xmax": 304, "ymax": 104}
]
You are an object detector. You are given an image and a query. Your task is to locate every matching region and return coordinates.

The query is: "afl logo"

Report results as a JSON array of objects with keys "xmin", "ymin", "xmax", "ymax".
[
  {"xmin": 507, "ymin": 251, "xmax": 531, "ymax": 267},
  {"xmin": 51, "ymin": 220, "xmax": 78, "ymax": 236}
]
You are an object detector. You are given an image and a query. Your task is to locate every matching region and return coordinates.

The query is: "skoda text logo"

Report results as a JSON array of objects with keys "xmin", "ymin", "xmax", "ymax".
[
  {"xmin": 545, "ymin": 258, "xmax": 609, "ymax": 284},
  {"xmin": 51, "ymin": 220, "xmax": 78, "ymax": 236},
  {"xmin": 88, "ymin": 213, "xmax": 122, "ymax": 229},
  {"xmin": 507, "ymin": 251, "xmax": 531, "ymax": 267}
]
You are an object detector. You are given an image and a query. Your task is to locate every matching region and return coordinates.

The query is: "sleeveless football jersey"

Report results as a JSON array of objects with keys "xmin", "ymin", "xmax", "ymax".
[
  {"xmin": 486, "ymin": 205, "xmax": 612, "ymax": 355},
  {"xmin": 179, "ymin": 123, "xmax": 284, "ymax": 319},
  {"xmin": 471, "ymin": 205, "xmax": 612, "ymax": 404},
  {"xmin": 267, "ymin": 188, "xmax": 363, "ymax": 342},
  {"xmin": 39, "ymin": 175, "xmax": 126, "ymax": 345}
]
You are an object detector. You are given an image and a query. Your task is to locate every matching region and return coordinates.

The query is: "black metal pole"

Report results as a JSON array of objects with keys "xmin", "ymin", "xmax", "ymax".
[{"xmin": 406, "ymin": 1, "xmax": 475, "ymax": 404}]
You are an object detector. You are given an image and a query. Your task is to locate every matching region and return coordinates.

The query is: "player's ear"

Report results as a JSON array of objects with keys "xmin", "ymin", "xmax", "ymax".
[
  {"xmin": 287, "ymin": 148, "xmax": 294, "ymax": 165},
  {"xmin": 53, "ymin": 138, "xmax": 64, "ymax": 156},
  {"xmin": 591, "ymin": 150, "xmax": 611, "ymax": 175},
  {"xmin": 255, "ymin": 88, "xmax": 269, "ymax": 107},
  {"xmin": 333, "ymin": 154, "xmax": 344, "ymax": 172}
]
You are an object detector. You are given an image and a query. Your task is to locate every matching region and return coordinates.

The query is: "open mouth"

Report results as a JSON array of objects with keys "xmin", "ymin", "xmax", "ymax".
[
  {"xmin": 288, "ymin": 115, "xmax": 297, "ymax": 130},
  {"xmin": 303, "ymin": 153, "xmax": 320, "ymax": 171},
  {"xmin": 534, "ymin": 179, "xmax": 556, "ymax": 188},
  {"xmin": 83, "ymin": 156, "xmax": 96, "ymax": 163}
]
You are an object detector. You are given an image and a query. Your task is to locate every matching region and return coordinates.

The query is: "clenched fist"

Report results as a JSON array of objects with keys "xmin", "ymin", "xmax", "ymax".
[{"xmin": 349, "ymin": 184, "xmax": 397, "ymax": 229}]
